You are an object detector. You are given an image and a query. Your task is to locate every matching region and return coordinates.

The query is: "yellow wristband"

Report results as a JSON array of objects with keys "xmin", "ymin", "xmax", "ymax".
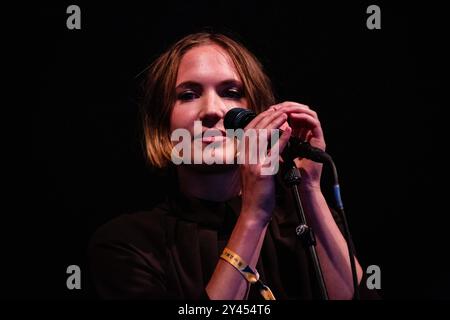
[
  {"xmin": 220, "ymin": 247, "xmax": 276, "ymax": 300},
  {"xmin": 220, "ymin": 247, "xmax": 259, "ymax": 283}
]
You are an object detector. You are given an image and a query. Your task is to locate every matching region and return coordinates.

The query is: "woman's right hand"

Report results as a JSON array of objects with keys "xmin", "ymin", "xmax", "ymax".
[{"xmin": 239, "ymin": 107, "xmax": 292, "ymax": 226}]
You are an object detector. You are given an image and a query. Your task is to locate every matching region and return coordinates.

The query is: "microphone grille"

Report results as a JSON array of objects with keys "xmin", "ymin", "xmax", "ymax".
[{"xmin": 224, "ymin": 108, "xmax": 256, "ymax": 129}]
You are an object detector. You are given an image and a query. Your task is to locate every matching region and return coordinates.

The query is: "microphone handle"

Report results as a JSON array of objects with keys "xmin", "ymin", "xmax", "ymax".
[{"xmin": 288, "ymin": 137, "xmax": 331, "ymax": 164}]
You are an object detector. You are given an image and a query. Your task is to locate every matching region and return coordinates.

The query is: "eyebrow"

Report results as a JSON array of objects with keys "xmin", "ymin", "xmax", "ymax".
[{"xmin": 175, "ymin": 79, "xmax": 243, "ymax": 90}]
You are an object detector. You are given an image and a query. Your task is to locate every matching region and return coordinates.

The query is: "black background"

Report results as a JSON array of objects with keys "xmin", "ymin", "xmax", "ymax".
[{"xmin": 24, "ymin": 1, "xmax": 448, "ymax": 299}]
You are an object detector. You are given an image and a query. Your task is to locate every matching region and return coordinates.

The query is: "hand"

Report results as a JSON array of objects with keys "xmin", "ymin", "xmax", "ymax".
[
  {"xmin": 269, "ymin": 101, "xmax": 326, "ymax": 191},
  {"xmin": 238, "ymin": 107, "xmax": 292, "ymax": 225}
]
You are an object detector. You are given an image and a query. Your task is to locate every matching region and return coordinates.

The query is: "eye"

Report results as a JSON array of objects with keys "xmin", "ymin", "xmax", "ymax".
[
  {"xmin": 177, "ymin": 90, "xmax": 199, "ymax": 101},
  {"xmin": 223, "ymin": 88, "xmax": 243, "ymax": 100}
]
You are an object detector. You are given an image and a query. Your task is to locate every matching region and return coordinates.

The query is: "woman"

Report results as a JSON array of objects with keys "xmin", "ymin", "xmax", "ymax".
[{"xmin": 89, "ymin": 32, "xmax": 372, "ymax": 300}]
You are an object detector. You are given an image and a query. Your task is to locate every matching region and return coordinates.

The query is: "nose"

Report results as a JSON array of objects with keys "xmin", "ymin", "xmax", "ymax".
[{"xmin": 198, "ymin": 90, "xmax": 228, "ymax": 128}]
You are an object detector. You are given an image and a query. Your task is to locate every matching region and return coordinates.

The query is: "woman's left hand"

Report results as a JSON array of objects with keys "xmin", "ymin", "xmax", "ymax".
[{"xmin": 270, "ymin": 101, "xmax": 326, "ymax": 191}]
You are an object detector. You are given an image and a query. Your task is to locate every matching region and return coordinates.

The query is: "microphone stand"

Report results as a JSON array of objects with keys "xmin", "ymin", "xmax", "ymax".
[{"xmin": 282, "ymin": 141, "xmax": 329, "ymax": 300}]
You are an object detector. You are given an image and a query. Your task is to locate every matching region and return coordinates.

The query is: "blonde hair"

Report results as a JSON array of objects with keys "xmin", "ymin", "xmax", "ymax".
[{"xmin": 141, "ymin": 32, "xmax": 275, "ymax": 169}]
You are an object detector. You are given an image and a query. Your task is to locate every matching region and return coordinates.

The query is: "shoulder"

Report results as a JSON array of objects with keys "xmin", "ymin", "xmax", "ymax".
[
  {"xmin": 88, "ymin": 203, "xmax": 176, "ymax": 298},
  {"xmin": 89, "ymin": 202, "xmax": 171, "ymax": 257}
]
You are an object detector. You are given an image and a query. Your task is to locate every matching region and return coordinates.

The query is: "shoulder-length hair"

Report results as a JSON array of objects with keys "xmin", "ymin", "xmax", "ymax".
[{"xmin": 141, "ymin": 32, "xmax": 275, "ymax": 169}]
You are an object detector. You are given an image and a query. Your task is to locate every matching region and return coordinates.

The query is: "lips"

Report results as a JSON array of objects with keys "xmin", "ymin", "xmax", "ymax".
[
  {"xmin": 192, "ymin": 128, "xmax": 227, "ymax": 143},
  {"xmin": 201, "ymin": 135, "xmax": 227, "ymax": 143}
]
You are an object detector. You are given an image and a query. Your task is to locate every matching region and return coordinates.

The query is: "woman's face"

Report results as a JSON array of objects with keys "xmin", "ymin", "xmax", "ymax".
[{"xmin": 170, "ymin": 44, "xmax": 248, "ymax": 167}]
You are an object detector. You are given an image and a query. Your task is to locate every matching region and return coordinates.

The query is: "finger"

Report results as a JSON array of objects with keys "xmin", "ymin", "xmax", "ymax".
[
  {"xmin": 279, "ymin": 121, "xmax": 290, "ymax": 131},
  {"xmin": 255, "ymin": 111, "xmax": 287, "ymax": 131},
  {"xmin": 288, "ymin": 113, "xmax": 324, "ymax": 140},
  {"xmin": 296, "ymin": 127, "xmax": 308, "ymax": 141},
  {"xmin": 269, "ymin": 101, "xmax": 305, "ymax": 111},
  {"xmin": 243, "ymin": 108, "xmax": 275, "ymax": 130},
  {"xmin": 246, "ymin": 102, "xmax": 317, "ymax": 130},
  {"xmin": 259, "ymin": 113, "xmax": 290, "ymax": 145},
  {"xmin": 279, "ymin": 105, "xmax": 318, "ymax": 120},
  {"xmin": 305, "ymin": 131, "xmax": 314, "ymax": 142},
  {"xmin": 268, "ymin": 125, "xmax": 292, "ymax": 158},
  {"xmin": 239, "ymin": 130, "xmax": 258, "ymax": 169},
  {"xmin": 269, "ymin": 101, "xmax": 319, "ymax": 120}
]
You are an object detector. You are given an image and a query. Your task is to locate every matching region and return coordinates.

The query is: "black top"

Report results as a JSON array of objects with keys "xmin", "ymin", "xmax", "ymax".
[{"xmin": 88, "ymin": 182, "xmax": 377, "ymax": 300}]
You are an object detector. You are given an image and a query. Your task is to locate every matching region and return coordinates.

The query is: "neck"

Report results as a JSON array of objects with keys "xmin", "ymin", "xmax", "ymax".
[{"xmin": 176, "ymin": 165, "xmax": 241, "ymax": 202}]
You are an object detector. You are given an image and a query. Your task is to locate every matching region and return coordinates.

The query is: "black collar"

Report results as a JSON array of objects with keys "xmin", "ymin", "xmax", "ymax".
[{"xmin": 168, "ymin": 189, "xmax": 242, "ymax": 230}]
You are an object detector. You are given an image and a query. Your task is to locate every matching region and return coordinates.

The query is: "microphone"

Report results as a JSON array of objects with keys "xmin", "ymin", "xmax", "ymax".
[{"xmin": 224, "ymin": 108, "xmax": 331, "ymax": 163}]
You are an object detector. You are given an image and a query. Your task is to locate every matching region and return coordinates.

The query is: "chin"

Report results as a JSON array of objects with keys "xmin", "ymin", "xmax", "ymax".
[
  {"xmin": 186, "ymin": 162, "xmax": 239, "ymax": 174},
  {"xmin": 187, "ymin": 146, "xmax": 239, "ymax": 173}
]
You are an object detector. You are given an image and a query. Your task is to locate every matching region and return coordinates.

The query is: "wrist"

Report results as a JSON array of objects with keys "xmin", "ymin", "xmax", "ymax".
[
  {"xmin": 298, "ymin": 183, "xmax": 322, "ymax": 193},
  {"xmin": 239, "ymin": 207, "xmax": 272, "ymax": 229}
]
